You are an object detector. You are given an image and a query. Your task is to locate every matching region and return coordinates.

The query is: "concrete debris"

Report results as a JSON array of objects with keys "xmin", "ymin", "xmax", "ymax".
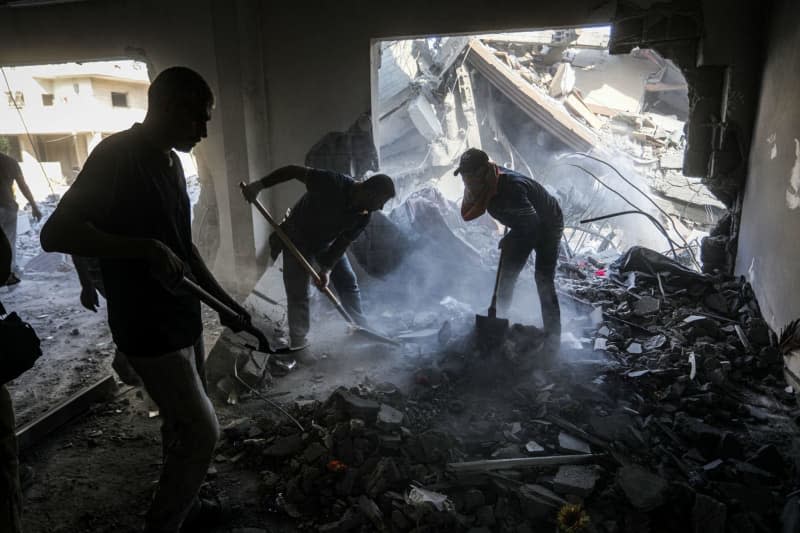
[
  {"xmin": 376, "ymin": 30, "xmax": 722, "ymax": 268},
  {"xmin": 376, "ymin": 403, "xmax": 404, "ymax": 432},
  {"xmin": 209, "ymin": 240, "xmax": 794, "ymax": 532},
  {"xmin": 525, "ymin": 440, "xmax": 545, "ymax": 454},
  {"xmin": 553, "ymin": 465, "xmax": 599, "ymax": 497},
  {"xmin": 633, "ymin": 295, "xmax": 661, "ymax": 316},
  {"xmin": 617, "ymin": 465, "xmax": 668, "ymax": 511},
  {"xmin": 405, "ymin": 486, "xmax": 453, "ymax": 512},
  {"xmin": 558, "ymin": 432, "xmax": 592, "ymax": 454}
]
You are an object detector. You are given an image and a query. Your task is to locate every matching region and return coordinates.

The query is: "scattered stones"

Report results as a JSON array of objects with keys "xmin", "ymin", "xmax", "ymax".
[{"xmin": 210, "ymin": 246, "xmax": 795, "ymax": 532}]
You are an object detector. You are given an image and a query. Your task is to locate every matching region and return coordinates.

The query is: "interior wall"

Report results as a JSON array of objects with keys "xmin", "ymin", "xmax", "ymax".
[{"xmin": 736, "ymin": 0, "xmax": 800, "ymax": 332}]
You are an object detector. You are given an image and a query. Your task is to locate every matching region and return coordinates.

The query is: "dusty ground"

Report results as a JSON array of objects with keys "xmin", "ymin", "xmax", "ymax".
[
  {"xmin": 12, "ymin": 255, "xmax": 566, "ymax": 532},
  {"xmin": 16, "ymin": 305, "xmax": 426, "ymax": 532}
]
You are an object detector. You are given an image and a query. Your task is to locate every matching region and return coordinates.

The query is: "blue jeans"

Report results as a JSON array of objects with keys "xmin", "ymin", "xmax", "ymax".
[
  {"xmin": 497, "ymin": 226, "xmax": 563, "ymax": 338},
  {"xmin": 283, "ymin": 252, "xmax": 366, "ymax": 342}
]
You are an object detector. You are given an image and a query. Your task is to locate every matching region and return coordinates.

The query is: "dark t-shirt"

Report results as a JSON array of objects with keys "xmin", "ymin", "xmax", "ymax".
[
  {"xmin": 0, "ymin": 152, "xmax": 21, "ymax": 209},
  {"xmin": 488, "ymin": 167, "xmax": 563, "ymax": 245},
  {"xmin": 59, "ymin": 124, "xmax": 201, "ymax": 357},
  {"xmin": 282, "ymin": 168, "xmax": 370, "ymax": 269}
]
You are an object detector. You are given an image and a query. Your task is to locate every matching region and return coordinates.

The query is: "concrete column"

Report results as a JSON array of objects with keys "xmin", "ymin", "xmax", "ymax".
[{"xmin": 208, "ymin": 0, "xmax": 261, "ymax": 294}]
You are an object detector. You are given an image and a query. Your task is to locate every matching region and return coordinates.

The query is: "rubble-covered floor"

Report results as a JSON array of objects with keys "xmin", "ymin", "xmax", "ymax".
[
  {"xmin": 2, "ymin": 251, "xmax": 114, "ymax": 427},
  {"xmin": 15, "ymin": 244, "xmax": 800, "ymax": 533}
]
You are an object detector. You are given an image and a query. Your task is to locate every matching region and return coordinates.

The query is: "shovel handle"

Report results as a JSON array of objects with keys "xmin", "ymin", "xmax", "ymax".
[
  {"xmin": 488, "ymin": 227, "xmax": 508, "ymax": 317},
  {"xmin": 239, "ymin": 182, "xmax": 356, "ymax": 325},
  {"xmin": 180, "ymin": 276, "xmax": 272, "ymax": 352},
  {"xmin": 181, "ymin": 276, "xmax": 239, "ymax": 318}
]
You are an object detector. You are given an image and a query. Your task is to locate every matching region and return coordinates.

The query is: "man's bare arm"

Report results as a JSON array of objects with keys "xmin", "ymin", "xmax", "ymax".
[
  {"xmin": 14, "ymin": 172, "xmax": 42, "ymax": 220},
  {"xmin": 241, "ymin": 165, "xmax": 307, "ymax": 201}
]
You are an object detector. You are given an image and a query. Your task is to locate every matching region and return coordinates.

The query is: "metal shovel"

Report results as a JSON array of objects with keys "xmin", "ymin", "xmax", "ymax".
[
  {"xmin": 239, "ymin": 182, "xmax": 399, "ymax": 346},
  {"xmin": 179, "ymin": 275, "xmax": 278, "ymax": 354},
  {"xmin": 476, "ymin": 230, "xmax": 509, "ymax": 348}
]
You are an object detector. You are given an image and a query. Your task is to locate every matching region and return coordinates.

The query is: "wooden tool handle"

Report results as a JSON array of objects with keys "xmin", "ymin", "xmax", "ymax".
[{"xmin": 240, "ymin": 182, "xmax": 355, "ymax": 324}]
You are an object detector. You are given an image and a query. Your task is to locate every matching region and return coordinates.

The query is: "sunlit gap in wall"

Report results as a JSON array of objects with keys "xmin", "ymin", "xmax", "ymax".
[
  {"xmin": 372, "ymin": 27, "xmax": 723, "ymax": 268},
  {"xmin": 0, "ymin": 59, "xmax": 201, "ymax": 215}
]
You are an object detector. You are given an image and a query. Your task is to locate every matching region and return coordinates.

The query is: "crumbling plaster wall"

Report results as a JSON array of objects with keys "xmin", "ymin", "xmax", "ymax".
[{"xmin": 735, "ymin": 0, "xmax": 800, "ymax": 333}]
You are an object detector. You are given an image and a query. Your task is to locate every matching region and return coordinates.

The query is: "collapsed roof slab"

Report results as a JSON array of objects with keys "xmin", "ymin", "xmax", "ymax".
[{"xmin": 465, "ymin": 39, "xmax": 598, "ymax": 152}]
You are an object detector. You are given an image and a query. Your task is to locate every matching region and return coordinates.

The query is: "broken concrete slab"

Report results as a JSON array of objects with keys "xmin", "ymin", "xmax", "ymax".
[
  {"xmin": 525, "ymin": 440, "xmax": 545, "ymax": 454},
  {"xmin": 617, "ymin": 465, "xmax": 668, "ymax": 511},
  {"xmin": 553, "ymin": 465, "xmax": 600, "ymax": 497},
  {"xmin": 627, "ymin": 342, "xmax": 643, "ymax": 354},
  {"xmin": 376, "ymin": 404, "xmax": 404, "ymax": 432},
  {"xmin": 634, "ymin": 295, "xmax": 661, "ymax": 316},
  {"xmin": 329, "ymin": 388, "xmax": 380, "ymax": 422},
  {"xmin": 558, "ymin": 432, "xmax": 592, "ymax": 454}
]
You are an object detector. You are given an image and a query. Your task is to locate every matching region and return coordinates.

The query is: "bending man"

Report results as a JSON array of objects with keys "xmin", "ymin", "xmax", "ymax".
[
  {"xmin": 456, "ymin": 148, "xmax": 564, "ymax": 350},
  {"xmin": 244, "ymin": 167, "xmax": 395, "ymax": 350}
]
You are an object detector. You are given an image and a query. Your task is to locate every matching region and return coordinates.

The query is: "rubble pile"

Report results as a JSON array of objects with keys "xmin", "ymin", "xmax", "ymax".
[
  {"xmin": 218, "ymin": 245, "xmax": 797, "ymax": 532},
  {"xmin": 377, "ymin": 30, "xmax": 726, "ymax": 265}
]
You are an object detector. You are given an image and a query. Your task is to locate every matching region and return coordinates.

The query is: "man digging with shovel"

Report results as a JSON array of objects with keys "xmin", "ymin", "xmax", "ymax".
[
  {"xmin": 243, "ymin": 167, "xmax": 395, "ymax": 351},
  {"xmin": 41, "ymin": 67, "xmax": 249, "ymax": 533},
  {"xmin": 456, "ymin": 148, "xmax": 564, "ymax": 360}
]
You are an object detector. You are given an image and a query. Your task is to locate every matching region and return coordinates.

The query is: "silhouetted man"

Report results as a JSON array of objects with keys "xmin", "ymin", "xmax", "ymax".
[
  {"xmin": 0, "ymin": 151, "xmax": 42, "ymax": 285},
  {"xmin": 456, "ymin": 148, "xmax": 564, "ymax": 352},
  {"xmin": 41, "ymin": 66, "xmax": 247, "ymax": 533},
  {"xmin": 243, "ymin": 168, "xmax": 395, "ymax": 350},
  {"xmin": 0, "ymin": 228, "xmax": 22, "ymax": 533}
]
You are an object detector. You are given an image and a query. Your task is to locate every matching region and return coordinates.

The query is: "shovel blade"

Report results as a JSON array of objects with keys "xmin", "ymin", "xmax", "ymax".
[
  {"xmin": 475, "ymin": 313, "xmax": 509, "ymax": 347},
  {"xmin": 350, "ymin": 325, "xmax": 401, "ymax": 346}
]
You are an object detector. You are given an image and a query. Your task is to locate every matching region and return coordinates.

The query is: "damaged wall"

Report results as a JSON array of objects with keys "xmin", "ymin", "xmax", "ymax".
[
  {"xmin": 0, "ymin": 0, "xmax": 267, "ymax": 294},
  {"xmin": 736, "ymin": 0, "xmax": 800, "ymax": 332}
]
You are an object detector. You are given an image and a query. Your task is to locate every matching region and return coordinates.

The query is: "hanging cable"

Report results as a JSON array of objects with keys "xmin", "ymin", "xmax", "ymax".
[
  {"xmin": 564, "ymin": 152, "xmax": 700, "ymax": 269},
  {"xmin": 1, "ymin": 66, "xmax": 56, "ymax": 195},
  {"xmin": 566, "ymin": 163, "xmax": 680, "ymax": 259}
]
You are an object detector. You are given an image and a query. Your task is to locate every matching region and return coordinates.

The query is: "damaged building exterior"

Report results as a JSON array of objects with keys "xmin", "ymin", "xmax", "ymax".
[
  {"xmin": 373, "ymin": 29, "xmax": 724, "ymax": 267},
  {"xmin": 2, "ymin": 0, "xmax": 800, "ymax": 532}
]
